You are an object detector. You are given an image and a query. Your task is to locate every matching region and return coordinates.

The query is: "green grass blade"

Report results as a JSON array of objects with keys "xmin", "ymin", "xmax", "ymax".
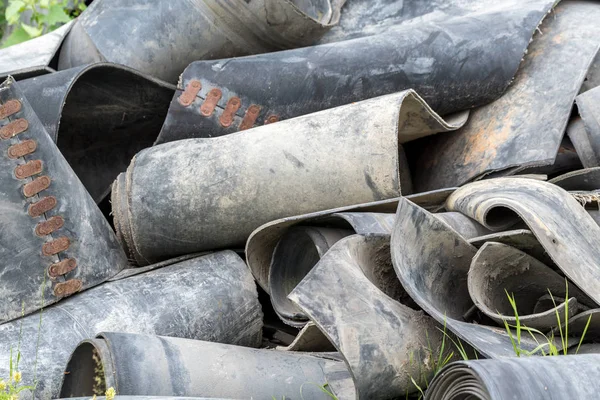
[
  {"xmin": 410, "ymin": 376, "xmax": 425, "ymax": 400},
  {"xmin": 564, "ymin": 280, "xmax": 569, "ymax": 355},
  {"xmin": 503, "ymin": 319, "xmax": 520, "ymax": 357},
  {"xmin": 575, "ymin": 314, "xmax": 593, "ymax": 354},
  {"xmin": 548, "ymin": 288, "xmax": 566, "ymax": 355}
]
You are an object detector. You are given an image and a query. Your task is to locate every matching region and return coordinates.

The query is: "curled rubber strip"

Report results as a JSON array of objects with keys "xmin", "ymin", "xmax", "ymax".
[
  {"xmin": 0, "ymin": 98, "xmax": 81, "ymax": 297},
  {"xmin": 427, "ymin": 355, "xmax": 600, "ymax": 400},
  {"xmin": 468, "ymin": 242, "xmax": 593, "ymax": 331},
  {"xmin": 446, "ymin": 178, "xmax": 600, "ymax": 306}
]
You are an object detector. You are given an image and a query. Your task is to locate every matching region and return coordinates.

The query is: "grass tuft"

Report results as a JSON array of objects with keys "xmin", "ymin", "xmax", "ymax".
[{"xmin": 502, "ymin": 280, "xmax": 592, "ymax": 357}]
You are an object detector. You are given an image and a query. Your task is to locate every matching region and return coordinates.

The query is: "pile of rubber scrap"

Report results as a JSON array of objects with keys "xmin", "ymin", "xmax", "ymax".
[{"xmin": 1, "ymin": 0, "xmax": 600, "ymax": 399}]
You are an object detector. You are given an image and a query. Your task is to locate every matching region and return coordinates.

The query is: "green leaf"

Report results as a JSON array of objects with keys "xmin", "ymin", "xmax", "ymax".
[
  {"xmin": 20, "ymin": 22, "xmax": 43, "ymax": 38},
  {"xmin": 39, "ymin": 4, "xmax": 71, "ymax": 27},
  {"xmin": 1, "ymin": 25, "xmax": 31, "ymax": 48},
  {"xmin": 5, "ymin": 0, "xmax": 25, "ymax": 25},
  {"xmin": 39, "ymin": 0, "xmax": 50, "ymax": 9}
]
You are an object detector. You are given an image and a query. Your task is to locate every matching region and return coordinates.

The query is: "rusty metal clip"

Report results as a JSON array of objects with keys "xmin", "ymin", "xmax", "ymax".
[
  {"xmin": 42, "ymin": 236, "xmax": 70, "ymax": 256},
  {"xmin": 48, "ymin": 258, "xmax": 77, "ymax": 278},
  {"xmin": 265, "ymin": 115, "xmax": 280, "ymax": 124},
  {"xmin": 15, "ymin": 159, "xmax": 42, "ymax": 179},
  {"xmin": 0, "ymin": 118, "xmax": 28, "ymax": 139},
  {"xmin": 23, "ymin": 175, "xmax": 51, "ymax": 197},
  {"xmin": 29, "ymin": 196, "xmax": 57, "ymax": 217},
  {"xmin": 239, "ymin": 105, "xmax": 261, "ymax": 131},
  {"xmin": 35, "ymin": 215, "xmax": 64, "ymax": 236},
  {"xmin": 200, "ymin": 88, "xmax": 222, "ymax": 117},
  {"xmin": 53, "ymin": 279, "xmax": 82, "ymax": 297},
  {"xmin": 178, "ymin": 80, "xmax": 202, "ymax": 107},
  {"xmin": 219, "ymin": 97, "xmax": 241, "ymax": 128},
  {"xmin": 0, "ymin": 100, "xmax": 21, "ymax": 120},
  {"xmin": 8, "ymin": 139, "xmax": 36, "ymax": 159}
]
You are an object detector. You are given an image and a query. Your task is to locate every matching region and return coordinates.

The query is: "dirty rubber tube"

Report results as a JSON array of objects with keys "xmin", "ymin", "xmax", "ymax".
[
  {"xmin": 413, "ymin": 1, "xmax": 600, "ymax": 192},
  {"xmin": 157, "ymin": 0, "xmax": 556, "ymax": 142},
  {"xmin": 289, "ymin": 234, "xmax": 443, "ymax": 398},
  {"xmin": 468, "ymin": 242, "xmax": 593, "ymax": 331},
  {"xmin": 391, "ymin": 197, "xmax": 544, "ymax": 358},
  {"xmin": 246, "ymin": 189, "xmax": 456, "ymax": 292},
  {"xmin": 113, "ymin": 91, "xmax": 466, "ymax": 265},
  {"xmin": 0, "ymin": 21, "xmax": 73, "ymax": 80},
  {"xmin": 18, "ymin": 63, "xmax": 175, "ymax": 202},
  {"xmin": 57, "ymin": 0, "xmax": 345, "ymax": 83},
  {"xmin": 0, "ymin": 251, "xmax": 262, "ymax": 400},
  {"xmin": 270, "ymin": 226, "xmax": 353, "ymax": 327},
  {"xmin": 0, "ymin": 77, "xmax": 128, "ymax": 324},
  {"xmin": 445, "ymin": 178, "xmax": 600, "ymax": 306},
  {"xmin": 59, "ymin": 332, "xmax": 353, "ymax": 400},
  {"xmin": 425, "ymin": 355, "xmax": 600, "ymax": 400}
]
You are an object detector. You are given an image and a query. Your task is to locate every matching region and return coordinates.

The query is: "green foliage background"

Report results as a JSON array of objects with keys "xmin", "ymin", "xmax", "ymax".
[{"xmin": 0, "ymin": 0, "xmax": 86, "ymax": 48}]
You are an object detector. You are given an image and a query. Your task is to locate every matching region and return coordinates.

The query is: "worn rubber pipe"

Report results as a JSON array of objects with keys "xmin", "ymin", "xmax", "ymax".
[
  {"xmin": 113, "ymin": 91, "xmax": 466, "ymax": 265},
  {"xmin": 290, "ymin": 234, "xmax": 444, "ymax": 398},
  {"xmin": 426, "ymin": 355, "xmax": 600, "ymax": 400},
  {"xmin": 0, "ymin": 77, "xmax": 128, "ymax": 323},
  {"xmin": 445, "ymin": 178, "xmax": 600, "ymax": 306},
  {"xmin": 60, "ymin": 332, "xmax": 353, "ymax": 400},
  {"xmin": 391, "ymin": 197, "xmax": 544, "ymax": 358},
  {"xmin": 58, "ymin": 0, "xmax": 345, "ymax": 83},
  {"xmin": 413, "ymin": 1, "xmax": 600, "ymax": 191},
  {"xmin": 157, "ymin": 0, "xmax": 555, "ymax": 141},
  {"xmin": 17, "ymin": 63, "xmax": 175, "ymax": 202},
  {"xmin": 468, "ymin": 242, "xmax": 593, "ymax": 331},
  {"xmin": 0, "ymin": 251, "xmax": 262, "ymax": 400}
]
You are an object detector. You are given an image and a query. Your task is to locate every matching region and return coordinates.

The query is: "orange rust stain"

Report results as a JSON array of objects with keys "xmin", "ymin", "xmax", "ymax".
[
  {"xmin": 462, "ymin": 107, "xmax": 516, "ymax": 169},
  {"xmin": 552, "ymin": 33, "xmax": 563, "ymax": 45}
]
